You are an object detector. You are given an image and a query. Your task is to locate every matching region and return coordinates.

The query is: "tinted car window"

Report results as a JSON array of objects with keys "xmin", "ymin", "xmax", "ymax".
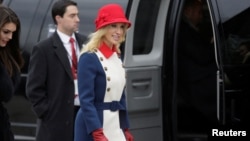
[{"xmin": 133, "ymin": 0, "xmax": 161, "ymax": 55}]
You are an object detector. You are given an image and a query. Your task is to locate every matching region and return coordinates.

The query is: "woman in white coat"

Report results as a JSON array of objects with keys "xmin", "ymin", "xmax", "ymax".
[{"xmin": 74, "ymin": 3, "xmax": 134, "ymax": 141}]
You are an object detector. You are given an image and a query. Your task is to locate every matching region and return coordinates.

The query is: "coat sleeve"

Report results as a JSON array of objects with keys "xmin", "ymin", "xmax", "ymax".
[
  {"xmin": 26, "ymin": 43, "xmax": 49, "ymax": 118},
  {"xmin": 0, "ymin": 63, "xmax": 14, "ymax": 102},
  {"xmin": 77, "ymin": 53, "xmax": 102, "ymax": 134}
]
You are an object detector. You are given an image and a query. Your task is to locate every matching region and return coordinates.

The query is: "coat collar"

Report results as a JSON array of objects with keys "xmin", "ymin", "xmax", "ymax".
[
  {"xmin": 51, "ymin": 32, "xmax": 73, "ymax": 79},
  {"xmin": 57, "ymin": 29, "xmax": 76, "ymax": 44},
  {"xmin": 99, "ymin": 42, "xmax": 116, "ymax": 59}
]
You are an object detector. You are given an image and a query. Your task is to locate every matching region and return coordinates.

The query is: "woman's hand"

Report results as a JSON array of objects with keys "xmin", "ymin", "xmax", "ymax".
[
  {"xmin": 92, "ymin": 128, "xmax": 108, "ymax": 141},
  {"xmin": 124, "ymin": 129, "xmax": 134, "ymax": 141}
]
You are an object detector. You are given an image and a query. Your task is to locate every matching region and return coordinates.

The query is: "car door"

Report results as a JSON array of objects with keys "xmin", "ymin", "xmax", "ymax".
[
  {"xmin": 210, "ymin": 0, "xmax": 250, "ymax": 130},
  {"xmin": 167, "ymin": 0, "xmax": 250, "ymax": 140},
  {"xmin": 123, "ymin": 0, "xmax": 170, "ymax": 141},
  {"xmin": 166, "ymin": 0, "xmax": 221, "ymax": 140}
]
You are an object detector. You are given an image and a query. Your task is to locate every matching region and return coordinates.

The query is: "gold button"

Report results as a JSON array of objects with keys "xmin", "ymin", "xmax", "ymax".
[
  {"xmin": 100, "ymin": 57, "xmax": 103, "ymax": 61},
  {"xmin": 107, "ymin": 77, "xmax": 111, "ymax": 81},
  {"xmin": 107, "ymin": 88, "xmax": 110, "ymax": 92},
  {"xmin": 104, "ymin": 67, "xmax": 108, "ymax": 71}
]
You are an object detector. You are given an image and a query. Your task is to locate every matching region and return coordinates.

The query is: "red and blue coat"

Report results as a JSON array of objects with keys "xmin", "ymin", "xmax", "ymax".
[{"xmin": 74, "ymin": 43, "xmax": 130, "ymax": 141}]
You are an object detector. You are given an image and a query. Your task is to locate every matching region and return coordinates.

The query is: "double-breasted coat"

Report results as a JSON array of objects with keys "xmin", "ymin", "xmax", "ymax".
[
  {"xmin": 26, "ymin": 31, "xmax": 86, "ymax": 141},
  {"xmin": 74, "ymin": 43, "xmax": 130, "ymax": 141}
]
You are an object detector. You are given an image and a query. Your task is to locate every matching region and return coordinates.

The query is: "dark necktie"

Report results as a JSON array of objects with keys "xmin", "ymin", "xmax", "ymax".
[{"xmin": 70, "ymin": 37, "xmax": 77, "ymax": 79}]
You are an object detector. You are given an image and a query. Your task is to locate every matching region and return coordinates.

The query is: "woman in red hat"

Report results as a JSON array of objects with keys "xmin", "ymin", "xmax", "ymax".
[{"xmin": 74, "ymin": 3, "xmax": 134, "ymax": 141}]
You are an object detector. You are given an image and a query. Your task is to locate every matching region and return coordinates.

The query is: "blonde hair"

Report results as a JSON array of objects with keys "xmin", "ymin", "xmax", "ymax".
[{"xmin": 81, "ymin": 24, "xmax": 128, "ymax": 54}]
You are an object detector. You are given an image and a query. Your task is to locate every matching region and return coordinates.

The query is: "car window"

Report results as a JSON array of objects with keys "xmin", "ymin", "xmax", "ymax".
[{"xmin": 133, "ymin": 0, "xmax": 161, "ymax": 55}]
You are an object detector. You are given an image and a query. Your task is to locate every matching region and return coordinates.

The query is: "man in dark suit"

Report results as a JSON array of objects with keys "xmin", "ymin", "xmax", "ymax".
[
  {"xmin": 178, "ymin": 0, "xmax": 218, "ymax": 129},
  {"xmin": 26, "ymin": 1, "xmax": 86, "ymax": 141}
]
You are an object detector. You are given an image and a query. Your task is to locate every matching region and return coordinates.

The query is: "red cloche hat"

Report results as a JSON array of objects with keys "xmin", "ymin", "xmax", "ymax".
[{"xmin": 95, "ymin": 4, "xmax": 131, "ymax": 30}]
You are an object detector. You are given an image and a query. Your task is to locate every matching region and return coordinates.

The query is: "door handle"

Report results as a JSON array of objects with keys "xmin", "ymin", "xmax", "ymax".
[{"xmin": 132, "ymin": 81, "xmax": 150, "ymax": 89}]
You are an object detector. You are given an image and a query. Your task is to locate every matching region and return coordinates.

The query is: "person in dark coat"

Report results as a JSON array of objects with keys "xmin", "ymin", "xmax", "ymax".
[
  {"xmin": 26, "ymin": 1, "xmax": 86, "ymax": 141},
  {"xmin": 178, "ymin": 0, "xmax": 218, "ymax": 129},
  {"xmin": 0, "ymin": 6, "xmax": 24, "ymax": 141},
  {"xmin": 74, "ymin": 4, "xmax": 134, "ymax": 141}
]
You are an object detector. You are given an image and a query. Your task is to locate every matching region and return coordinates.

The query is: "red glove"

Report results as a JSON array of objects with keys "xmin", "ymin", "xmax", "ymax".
[
  {"xmin": 124, "ymin": 129, "xmax": 134, "ymax": 141},
  {"xmin": 92, "ymin": 128, "xmax": 108, "ymax": 141}
]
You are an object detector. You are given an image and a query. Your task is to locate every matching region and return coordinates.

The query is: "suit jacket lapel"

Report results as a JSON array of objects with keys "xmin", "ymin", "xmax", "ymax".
[{"xmin": 52, "ymin": 32, "xmax": 73, "ymax": 79}]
